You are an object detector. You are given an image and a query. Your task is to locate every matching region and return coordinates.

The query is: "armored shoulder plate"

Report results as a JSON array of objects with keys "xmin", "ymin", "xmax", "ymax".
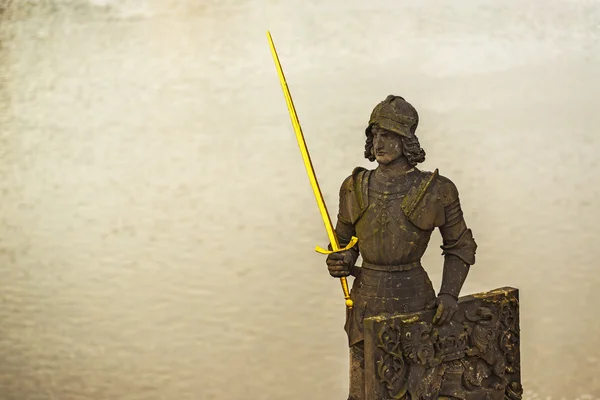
[
  {"xmin": 338, "ymin": 167, "xmax": 372, "ymax": 225},
  {"xmin": 401, "ymin": 169, "xmax": 446, "ymax": 231},
  {"xmin": 351, "ymin": 167, "xmax": 369, "ymax": 213},
  {"xmin": 401, "ymin": 169, "xmax": 439, "ymax": 218}
]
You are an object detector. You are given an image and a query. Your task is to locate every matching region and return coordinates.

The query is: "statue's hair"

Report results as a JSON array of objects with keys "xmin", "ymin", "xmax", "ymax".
[{"xmin": 364, "ymin": 127, "xmax": 426, "ymax": 166}]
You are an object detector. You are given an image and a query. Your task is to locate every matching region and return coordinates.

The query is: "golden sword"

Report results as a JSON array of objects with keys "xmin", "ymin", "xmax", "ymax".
[{"xmin": 267, "ymin": 31, "xmax": 358, "ymax": 309}]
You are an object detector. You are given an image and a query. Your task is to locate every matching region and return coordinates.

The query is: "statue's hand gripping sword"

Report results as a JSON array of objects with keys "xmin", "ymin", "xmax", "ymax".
[{"xmin": 267, "ymin": 31, "xmax": 358, "ymax": 309}]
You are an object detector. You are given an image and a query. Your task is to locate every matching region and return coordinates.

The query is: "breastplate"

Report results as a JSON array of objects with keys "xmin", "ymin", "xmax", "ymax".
[{"xmin": 355, "ymin": 179, "xmax": 433, "ymax": 266}]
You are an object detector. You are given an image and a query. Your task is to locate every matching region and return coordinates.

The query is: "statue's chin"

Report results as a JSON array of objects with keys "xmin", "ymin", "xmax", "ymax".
[{"xmin": 376, "ymin": 157, "xmax": 395, "ymax": 165}]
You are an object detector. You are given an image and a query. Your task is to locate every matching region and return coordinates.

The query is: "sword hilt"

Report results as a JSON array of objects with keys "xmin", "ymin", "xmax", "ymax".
[{"xmin": 315, "ymin": 236, "xmax": 358, "ymax": 309}]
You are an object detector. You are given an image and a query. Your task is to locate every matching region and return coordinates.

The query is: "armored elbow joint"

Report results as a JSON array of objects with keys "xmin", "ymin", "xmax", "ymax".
[{"xmin": 441, "ymin": 228, "xmax": 477, "ymax": 265}]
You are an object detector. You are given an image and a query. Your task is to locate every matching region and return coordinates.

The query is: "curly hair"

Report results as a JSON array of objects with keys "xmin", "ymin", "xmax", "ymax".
[{"xmin": 364, "ymin": 127, "xmax": 426, "ymax": 166}]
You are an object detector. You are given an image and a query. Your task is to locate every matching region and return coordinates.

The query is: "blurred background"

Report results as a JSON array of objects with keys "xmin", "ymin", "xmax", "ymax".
[{"xmin": 0, "ymin": 0, "xmax": 599, "ymax": 399}]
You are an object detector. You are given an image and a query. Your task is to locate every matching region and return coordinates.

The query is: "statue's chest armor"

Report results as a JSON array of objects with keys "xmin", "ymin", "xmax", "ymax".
[
  {"xmin": 357, "ymin": 191, "xmax": 427, "ymax": 243},
  {"xmin": 354, "ymin": 177, "xmax": 433, "ymax": 264}
]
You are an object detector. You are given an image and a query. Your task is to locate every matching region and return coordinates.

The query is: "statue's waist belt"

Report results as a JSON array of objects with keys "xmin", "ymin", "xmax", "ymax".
[{"xmin": 361, "ymin": 261, "xmax": 422, "ymax": 272}]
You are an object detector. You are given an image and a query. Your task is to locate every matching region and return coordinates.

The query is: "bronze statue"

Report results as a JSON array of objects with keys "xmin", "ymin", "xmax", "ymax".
[
  {"xmin": 326, "ymin": 95, "xmax": 478, "ymax": 399},
  {"xmin": 267, "ymin": 32, "xmax": 522, "ymax": 400},
  {"xmin": 326, "ymin": 97, "xmax": 521, "ymax": 400}
]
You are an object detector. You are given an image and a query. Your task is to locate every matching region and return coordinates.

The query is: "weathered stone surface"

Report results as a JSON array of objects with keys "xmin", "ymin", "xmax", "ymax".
[{"xmin": 364, "ymin": 287, "xmax": 521, "ymax": 400}]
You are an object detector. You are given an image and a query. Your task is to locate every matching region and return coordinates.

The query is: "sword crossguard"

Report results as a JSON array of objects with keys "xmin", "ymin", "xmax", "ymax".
[{"xmin": 314, "ymin": 236, "xmax": 359, "ymax": 255}]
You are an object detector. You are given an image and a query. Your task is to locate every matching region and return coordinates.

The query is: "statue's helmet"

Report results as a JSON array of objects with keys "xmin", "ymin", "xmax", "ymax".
[{"xmin": 366, "ymin": 95, "xmax": 419, "ymax": 138}]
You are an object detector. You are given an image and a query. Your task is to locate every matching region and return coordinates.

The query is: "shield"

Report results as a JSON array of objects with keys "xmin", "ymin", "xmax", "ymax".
[{"xmin": 363, "ymin": 287, "xmax": 523, "ymax": 400}]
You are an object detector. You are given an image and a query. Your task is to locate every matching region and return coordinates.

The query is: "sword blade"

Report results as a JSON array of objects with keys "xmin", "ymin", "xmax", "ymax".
[
  {"xmin": 266, "ymin": 31, "xmax": 339, "ymax": 250},
  {"xmin": 267, "ymin": 31, "xmax": 354, "ymax": 309}
]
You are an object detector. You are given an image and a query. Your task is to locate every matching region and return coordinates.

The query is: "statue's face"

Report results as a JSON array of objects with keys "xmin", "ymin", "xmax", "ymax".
[{"xmin": 372, "ymin": 125, "xmax": 404, "ymax": 165}]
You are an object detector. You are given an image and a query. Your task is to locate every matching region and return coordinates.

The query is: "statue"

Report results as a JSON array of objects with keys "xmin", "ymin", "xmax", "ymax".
[
  {"xmin": 266, "ymin": 32, "xmax": 522, "ymax": 400},
  {"xmin": 325, "ymin": 95, "xmax": 479, "ymax": 399}
]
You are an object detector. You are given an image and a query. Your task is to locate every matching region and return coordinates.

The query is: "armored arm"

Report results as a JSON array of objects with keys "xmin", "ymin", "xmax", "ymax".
[
  {"xmin": 333, "ymin": 220, "xmax": 359, "ymax": 256},
  {"xmin": 327, "ymin": 175, "xmax": 360, "ymax": 277},
  {"xmin": 437, "ymin": 178, "xmax": 477, "ymax": 299},
  {"xmin": 335, "ymin": 175, "xmax": 359, "ymax": 249}
]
